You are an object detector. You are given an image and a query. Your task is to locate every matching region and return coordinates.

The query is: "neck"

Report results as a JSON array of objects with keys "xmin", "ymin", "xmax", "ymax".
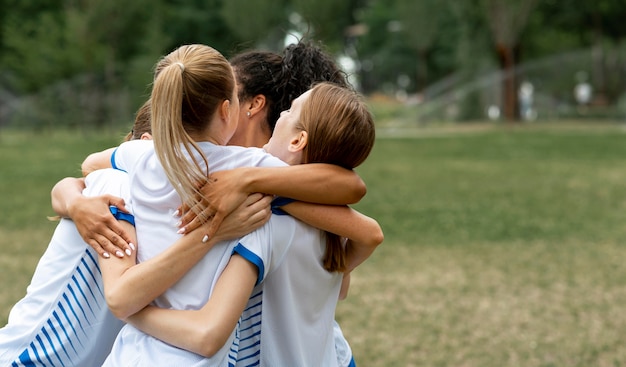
[{"xmin": 228, "ymin": 119, "xmax": 272, "ymax": 148}]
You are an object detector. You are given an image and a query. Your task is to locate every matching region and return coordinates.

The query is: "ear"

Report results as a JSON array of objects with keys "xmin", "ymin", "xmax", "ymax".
[
  {"xmin": 140, "ymin": 132, "xmax": 153, "ymax": 140},
  {"xmin": 247, "ymin": 94, "xmax": 267, "ymax": 117},
  {"xmin": 288, "ymin": 130, "xmax": 308, "ymax": 153},
  {"xmin": 219, "ymin": 99, "xmax": 231, "ymax": 122}
]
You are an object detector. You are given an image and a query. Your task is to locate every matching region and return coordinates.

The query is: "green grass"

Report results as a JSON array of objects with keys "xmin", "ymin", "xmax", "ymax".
[{"xmin": 3, "ymin": 125, "xmax": 626, "ymax": 366}]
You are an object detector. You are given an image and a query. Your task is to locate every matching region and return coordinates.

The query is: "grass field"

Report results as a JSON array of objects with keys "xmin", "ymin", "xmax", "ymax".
[{"xmin": 2, "ymin": 124, "xmax": 626, "ymax": 366}]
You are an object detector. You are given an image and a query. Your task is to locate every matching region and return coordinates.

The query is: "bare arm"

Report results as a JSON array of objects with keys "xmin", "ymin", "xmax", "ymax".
[
  {"xmin": 179, "ymin": 164, "xmax": 366, "ymax": 237},
  {"xmin": 51, "ymin": 177, "xmax": 133, "ymax": 258},
  {"xmin": 125, "ymin": 255, "xmax": 257, "ymax": 357},
  {"xmin": 103, "ymin": 194, "xmax": 271, "ymax": 320},
  {"xmin": 283, "ymin": 202, "xmax": 384, "ymax": 272},
  {"xmin": 82, "ymin": 147, "xmax": 115, "ymax": 176}
]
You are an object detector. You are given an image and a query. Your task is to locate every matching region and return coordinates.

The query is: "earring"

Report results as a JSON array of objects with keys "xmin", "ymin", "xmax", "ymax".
[{"xmin": 246, "ymin": 111, "xmax": 251, "ymax": 117}]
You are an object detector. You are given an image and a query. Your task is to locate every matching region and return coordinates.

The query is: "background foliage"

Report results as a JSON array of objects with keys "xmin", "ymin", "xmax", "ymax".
[{"xmin": 1, "ymin": 0, "xmax": 626, "ymax": 130}]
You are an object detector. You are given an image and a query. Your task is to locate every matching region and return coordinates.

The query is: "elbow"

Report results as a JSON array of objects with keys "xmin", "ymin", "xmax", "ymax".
[
  {"xmin": 81, "ymin": 154, "xmax": 98, "ymax": 177},
  {"xmin": 349, "ymin": 176, "xmax": 367, "ymax": 204},
  {"xmin": 105, "ymin": 288, "xmax": 136, "ymax": 320},
  {"xmin": 194, "ymin": 323, "xmax": 229, "ymax": 358},
  {"xmin": 365, "ymin": 229, "xmax": 384, "ymax": 250}
]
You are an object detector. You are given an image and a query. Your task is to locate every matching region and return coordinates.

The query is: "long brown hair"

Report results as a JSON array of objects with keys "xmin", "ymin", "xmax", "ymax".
[
  {"xmin": 298, "ymin": 82, "xmax": 375, "ymax": 272},
  {"xmin": 151, "ymin": 44, "xmax": 235, "ymax": 209}
]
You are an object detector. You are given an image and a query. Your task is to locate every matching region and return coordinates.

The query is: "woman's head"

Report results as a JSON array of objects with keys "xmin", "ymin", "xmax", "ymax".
[
  {"xmin": 264, "ymin": 82, "xmax": 375, "ymax": 273},
  {"xmin": 229, "ymin": 40, "xmax": 349, "ymax": 146},
  {"xmin": 123, "ymin": 99, "xmax": 152, "ymax": 141},
  {"xmin": 150, "ymin": 44, "xmax": 238, "ymax": 207},
  {"xmin": 265, "ymin": 82, "xmax": 375, "ymax": 169}
]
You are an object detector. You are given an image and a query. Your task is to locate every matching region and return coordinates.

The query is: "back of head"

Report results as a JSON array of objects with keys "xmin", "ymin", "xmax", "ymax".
[
  {"xmin": 151, "ymin": 44, "xmax": 235, "ymax": 206},
  {"xmin": 300, "ymin": 82, "xmax": 375, "ymax": 170},
  {"xmin": 231, "ymin": 40, "xmax": 349, "ymax": 132},
  {"xmin": 122, "ymin": 99, "xmax": 152, "ymax": 142}
]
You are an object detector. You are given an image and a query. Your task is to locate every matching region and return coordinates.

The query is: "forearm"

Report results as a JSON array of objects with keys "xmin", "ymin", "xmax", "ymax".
[
  {"xmin": 126, "ymin": 255, "xmax": 257, "ymax": 358},
  {"xmin": 81, "ymin": 147, "xmax": 116, "ymax": 176},
  {"xmin": 105, "ymin": 229, "xmax": 221, "ymax": 319},
  {"xmin": 51, "ymin": 177, "xmax": 85, "ymax": 217},
  {"xmin": 284, "ymin": 202, "xmax": 383, "ymax": 247},
  {"xmin": 243, "ymin": 164, "xmax": 366, "ymax": 204},
  {"xmin": 127, "ymin": 307, "xmax": 217, "ymax": 357}
]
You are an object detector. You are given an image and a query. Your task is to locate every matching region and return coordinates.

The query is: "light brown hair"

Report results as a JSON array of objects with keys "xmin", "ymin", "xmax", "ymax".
[
  {"xmin": 151, "ymin": 44, "xmax": 235, "ymax": 208},
  {"xmin": 299, "ymin": 82, "xmax": 376, "ymax": 272}
]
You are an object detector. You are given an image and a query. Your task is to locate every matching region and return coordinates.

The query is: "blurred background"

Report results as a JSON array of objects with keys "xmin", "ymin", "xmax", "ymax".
[
  {"xmin": 1, "ymin": 0, "xmax": 626, "ymax": 132},
  {"xmin": 4, "ymin": 2, "xmax": 626, "ymax": 366}
]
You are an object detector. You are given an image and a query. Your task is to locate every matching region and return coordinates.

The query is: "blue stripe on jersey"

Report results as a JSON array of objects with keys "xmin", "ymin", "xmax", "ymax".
[
  {"xmin": 236, "ymin": 288, "xmax": 263, "ymax": 366},
  {"xmin": 52, "ymin": 310, "xmax": 78, "ymax": 355},
  {"xmin": 11, "ymin": 249, "xmax": 108, "ymax": 366},
  {"xmin": 46, "ymin": 319, "xmax": 71, "ymax": 362},
  {"xmin": 111, "ymin": 148, "xmax": 125, "ymax": 172},
  {"xmin": 59, "ymin": 298, "xmax": 87, "ymax": 345},
  {"xmin": 232, "ymin": 244, "xmax": 264, "ymax": 285},
  {"xmin": 109, "ymin": 206, "xmax": 135, "ymax": 226},
  {"xmin": 80, "ymin": 258, "xmax": 105, "ymax": 298},
  {"xmin": 17, "ymin": 348, "xmax": 35, "ymax": 366},
  {"xmin": 40, "ymin": 327, "xmax": 65, "ymax": 367}
]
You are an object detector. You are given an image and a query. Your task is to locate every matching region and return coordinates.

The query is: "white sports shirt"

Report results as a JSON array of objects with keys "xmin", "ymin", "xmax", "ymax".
[
  {"xmin": 235, "ymin": 212, "xmax": 343, "ymax": 367},
  {"xmin": 0, "ymin": 169, "xmax": 130, "ymax": 366},
  {"xmin": 103, "ymin": 140, "xmax": 286, "ymax": 367}
]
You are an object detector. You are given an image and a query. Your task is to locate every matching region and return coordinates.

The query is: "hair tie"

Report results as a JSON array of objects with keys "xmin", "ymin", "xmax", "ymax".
[{"xmin": 175, "ymin": 62, "xmax": 185, "ymax": 72}]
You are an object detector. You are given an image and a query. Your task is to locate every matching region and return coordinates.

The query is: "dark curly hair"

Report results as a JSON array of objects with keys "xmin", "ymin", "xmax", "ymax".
[{"xmin": 230, "ymin": 40, "xmax": 350, "ymax": 132}]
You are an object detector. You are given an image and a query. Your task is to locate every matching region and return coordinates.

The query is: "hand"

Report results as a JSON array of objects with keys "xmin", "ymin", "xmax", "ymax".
[
  {"xmin": 177, "ymin": 168, "xmax": 252, "ymax": 239},
  {"xmin": 68, "ymin": 194, "xmax": 134, "ymax": 258},
  {"xmin": 208, "ymin": 193, "xmax": 272, "ymax": 243}
]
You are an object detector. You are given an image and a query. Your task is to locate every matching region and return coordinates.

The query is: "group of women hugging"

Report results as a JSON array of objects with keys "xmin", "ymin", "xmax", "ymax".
[{"xmin": 0, "ymin": 40, "xmax": 383, "ymax": 367}]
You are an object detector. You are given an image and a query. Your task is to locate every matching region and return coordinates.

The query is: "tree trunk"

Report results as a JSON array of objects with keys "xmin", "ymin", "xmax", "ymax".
[{"xmin": 496, "ymin": 43, "xmax": 518, "ymax": 122}]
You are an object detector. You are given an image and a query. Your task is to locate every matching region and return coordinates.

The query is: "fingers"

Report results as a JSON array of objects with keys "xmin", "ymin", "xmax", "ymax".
[
  {"xmin": 242, "ymin": 192, "xmax": 265, "ymax": 207},
  {"xmin": 87, "ymin": 239, "xmax": 110, "ymax": 259},
  {"xmin": 106, "ymin": 195, "xmax": 127, "ymax": 212},
  {"xmin": 203, "ymin": 212, "xmax": 225, "ymax": 243}
]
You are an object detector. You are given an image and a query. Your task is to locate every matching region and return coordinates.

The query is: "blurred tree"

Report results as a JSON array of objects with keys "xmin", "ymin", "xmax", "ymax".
[
  {"xmin": 394, "ymin": 0, "xmax": 446, "ymax": 93},
  {"xmin": 221, "ymin": 0, "xmax": 289, "ymax": 51},
  {"xmin": 291, "ymin": 0, "xmax": 359, "ymax": 51},
  {"xmin": 164, "ymin": 0, "xmax": 243, "ymax": 56},
  {"xmin": 480, "ymin": 0, "xmax": 538, "ymax": 121}
]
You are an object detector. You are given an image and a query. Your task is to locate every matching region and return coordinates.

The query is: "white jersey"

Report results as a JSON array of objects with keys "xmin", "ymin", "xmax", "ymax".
[
  {"xmin": 103, "ymin": 140, "xmax": 286, "ymax": 367},
  {"xmin": 235, "ymin": 213, "xmax": 343, "ymax": 367},
  {"xmin": 0, "ymin": 169, "xmax": 130, "ymax": 367}
]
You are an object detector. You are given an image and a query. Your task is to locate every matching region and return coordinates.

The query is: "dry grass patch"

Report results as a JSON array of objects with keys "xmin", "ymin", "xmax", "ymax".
[{"xmin": 337, "ymin": 240, "xmax": 626, "ymax": 367}]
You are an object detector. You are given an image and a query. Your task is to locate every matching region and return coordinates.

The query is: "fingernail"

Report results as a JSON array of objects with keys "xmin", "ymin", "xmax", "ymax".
[
  {"xmin": 177, "ymin": 227, "xmax": 186, "ymax": 234},
  {"xmin": 175, "ymin": 220, "xmax": 181, "ymax": 227},
  {"xmin": 103, "ymin": 252, "xmax": 110, "ymax": 259},
  {"xmin": 129, "ymin": 243, "xmax": 136, "ymax": 251},
  {"xmin": 125, "ymin": 249, "xmax": 132, "ymax": 256},
  {"xmin": 115, "ymin": 250, "xmax": 124, "ymax": 258},
  {"xmin": 172, "ymin": 210, "xmax": 180, "ymax": 217},
  {"xmin": 202, "ymin": 234, "xmax": 209, "ymax": 243}
]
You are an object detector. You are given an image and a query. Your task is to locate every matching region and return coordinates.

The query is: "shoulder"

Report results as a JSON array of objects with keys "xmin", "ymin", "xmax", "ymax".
[
  {"xmin": 83, "ymin": 168, "xmax": 129, "ymax": 198},
  {"xmin": 222, "ymin": 146, "xmax": 288, "ymax": 168}
]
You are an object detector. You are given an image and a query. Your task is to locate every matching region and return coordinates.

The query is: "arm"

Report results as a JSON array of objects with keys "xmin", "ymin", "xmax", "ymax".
[
  {"xmin": 103, "ymin": 194, "xmax": 271, "ymax": 320},
  {"xmin": 51, "ymin": 177, "xmax": 133, "ymax": 258},
  {"xmin": 178, "ymin": 164, "xmax": 366, "ymax": 237},
  {"xmin": 125, "ymin": 254, "xmax": 257, "ymax": 357},
  {"xmin": 283, "ymin": 202, "xmax": 384, "ymax": 272},
  {"xmin": 82, "ymin": 147, "xmax": 115, "ymax": 176}
]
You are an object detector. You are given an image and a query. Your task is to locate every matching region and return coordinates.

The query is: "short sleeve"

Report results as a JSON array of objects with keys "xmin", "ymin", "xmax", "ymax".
[
  {"xmin": 112, "ymin": 140, "xmax": 154, "ymax": 174},
  {"xmin": 233, "ymin": 215, "xmax": 296, "ymax": 285}
]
